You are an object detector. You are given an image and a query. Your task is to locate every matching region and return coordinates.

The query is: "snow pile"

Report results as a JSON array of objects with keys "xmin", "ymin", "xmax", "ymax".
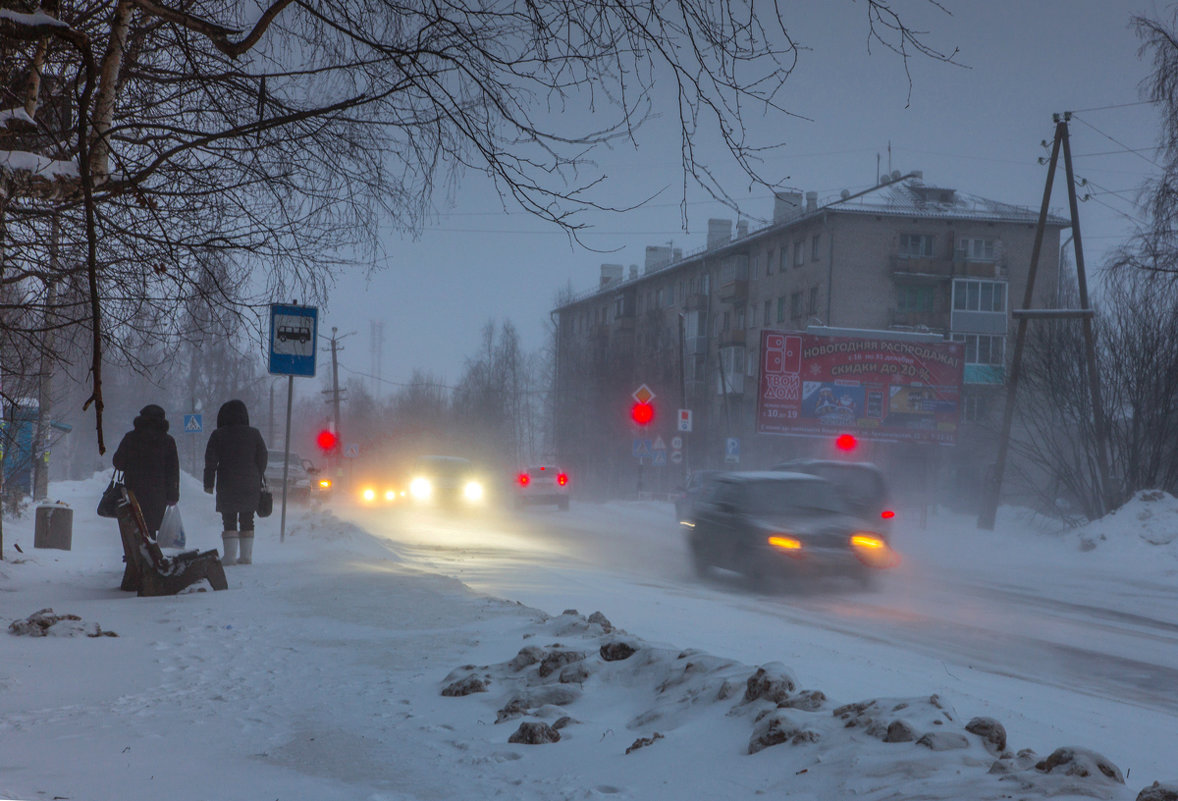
[
  {"xmin": 1074, "ymin": 490, "xmax": 1178, "ymax": 555},
  {"xmin": 440, "ymin": 608, "xmax": 1138, "ymax": 800}
]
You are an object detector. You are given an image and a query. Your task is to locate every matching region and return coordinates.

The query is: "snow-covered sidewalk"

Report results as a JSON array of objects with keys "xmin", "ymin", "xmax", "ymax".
[{"xmin": 2, "ymin": 473, "xmax": 1176, "ymax": 800}]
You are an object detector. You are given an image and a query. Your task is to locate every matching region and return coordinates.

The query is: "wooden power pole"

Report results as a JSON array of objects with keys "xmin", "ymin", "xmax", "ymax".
[{"xmin": 977, "ymin": 112, "xmax": 1114, "ymax": 530}]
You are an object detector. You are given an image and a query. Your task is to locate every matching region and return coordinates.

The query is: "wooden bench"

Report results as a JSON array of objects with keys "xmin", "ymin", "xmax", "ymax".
[{"xmin": 115, "ymin": 488, "xmax": 228, "ymax": 596}]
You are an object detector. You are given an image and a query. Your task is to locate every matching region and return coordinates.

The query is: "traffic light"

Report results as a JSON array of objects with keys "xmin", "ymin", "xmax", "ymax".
[
  {"xmin": 835, "ymin": 433, "xmax": 857, "ymax": 452},
  {"xmin": 316, "ymin": 428, "xmax": 339, "ymax": 451},
  {"xmin": 630, "ymin": 401, "xmax": 655, "ymax": 426}
]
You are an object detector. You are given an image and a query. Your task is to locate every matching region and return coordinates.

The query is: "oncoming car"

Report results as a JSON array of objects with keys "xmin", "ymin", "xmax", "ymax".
[
  {"xmin": 685, "ymin": 471, "xmax": 897, "ymax": 588},
  {"xmin": 356, "ymin": 481, "xmax": 404, "ymax": 505},
  {"xmin": 514, "ymin": 465, "xmax": 570, "ymax": 510},
  {"xmin": 265, "ymin": 449, "xmax": 312, "ymax": 502},
  {"xmin": 408, "ymin": 455, "xmax": 486, "ymax": 507}
]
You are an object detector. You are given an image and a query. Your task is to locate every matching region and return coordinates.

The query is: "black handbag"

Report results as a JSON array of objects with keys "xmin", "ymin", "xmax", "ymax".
[
  {"xmin": 257, "ymin": 479, "xmax": 274, "ymax": 518},
  {"xmin": 97, "ymin": 471, "xmax": 125, "ymax": 518}
]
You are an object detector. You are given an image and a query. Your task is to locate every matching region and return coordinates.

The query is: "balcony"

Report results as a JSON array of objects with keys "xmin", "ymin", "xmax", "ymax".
[
  {"xmin": 719, "ymin": 279, "xmax": 748, "ymax": 303},
  {"xmin": 719, "ymin": 328, "xmax": 746, "ymax": 347},
  {"xmin": 890, "ymin": 254, "xmax": 948, "ymax": 276},
  {"xmin": 889, "ymin": 309, "xmax": 946, "ymax": 330},
  {"xmin": 952, "ymin": 251, "xmax": 1008, "ymax": 279},
  {"xmin": 685, "ymin": 292, "xmax": 709, "ymax": 311}
]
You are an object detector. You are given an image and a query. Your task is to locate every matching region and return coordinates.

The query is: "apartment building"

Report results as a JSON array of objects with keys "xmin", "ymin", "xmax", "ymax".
[{"xmin": 552, "ymin": 173, "xmax": 1068, "ymax": 505}]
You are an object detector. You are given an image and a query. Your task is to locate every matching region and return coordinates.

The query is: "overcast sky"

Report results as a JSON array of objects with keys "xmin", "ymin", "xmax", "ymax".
[{"xmin": 310, "ymin": 0, "xmax": 1163, "ymax": 398}]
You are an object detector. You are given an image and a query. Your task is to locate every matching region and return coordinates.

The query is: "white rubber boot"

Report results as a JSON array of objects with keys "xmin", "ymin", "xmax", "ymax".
[
  {"xmin": 221, "ymin": 532, "xmax": 239, "ymax": 566},
  {"xmin": 238, "ymin": 531, "xmax": 254, "ymax": 565}
]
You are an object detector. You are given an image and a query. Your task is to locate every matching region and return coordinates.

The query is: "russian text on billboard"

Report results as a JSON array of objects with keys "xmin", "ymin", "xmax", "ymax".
[{"xmin": 756, "ymin": 331, "xmax": 964, "ymax": 445}]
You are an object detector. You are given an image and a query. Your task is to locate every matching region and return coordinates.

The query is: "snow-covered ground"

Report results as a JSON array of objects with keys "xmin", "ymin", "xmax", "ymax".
[{"xmin": 3, "ymin": 472, "xmax": 1177, "ymax": 801}]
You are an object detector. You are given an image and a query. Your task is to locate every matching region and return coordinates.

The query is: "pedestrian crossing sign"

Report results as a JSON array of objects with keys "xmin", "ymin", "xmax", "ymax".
[{"xmin": 183, "ymin": 414, "xmax": 203, "ymax": 433}]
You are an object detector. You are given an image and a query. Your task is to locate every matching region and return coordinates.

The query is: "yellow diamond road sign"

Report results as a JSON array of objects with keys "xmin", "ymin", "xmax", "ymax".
[{"xmin": 632, "ymin": 384, "xmax": 655, "ymax": 404}]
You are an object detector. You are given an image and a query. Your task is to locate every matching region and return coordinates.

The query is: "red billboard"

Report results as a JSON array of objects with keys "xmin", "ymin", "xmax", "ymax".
[{"xmin": 756, "ymin": 331, "xmax": 964, "ymax": 445}]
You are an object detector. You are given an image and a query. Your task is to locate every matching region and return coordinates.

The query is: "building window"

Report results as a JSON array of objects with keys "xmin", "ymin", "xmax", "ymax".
[
  {"xmin": 766, "ymin": 249, "xmax": 774, "ymax": 276},
  {"xmin": 751, "ymin": 255, "xmax": 760, "ymax": 279},
  {"xmin": 793, "ymin": 241, "xmax": 804, "ymax": 267},
  {"xmin": 808, "ymin": 286, "xmax": 819, "ymax": 316},
  {"xmin": 811, "ymin": 234, "xmax": 821, "ymax": 261},
  {"xmin": 899, "ymin": 233, "xmax": 934, "ymax": 258},
  {"xmin": 790, "ymin": 291, "xmax": 803, "ymax": 319},
  {"xmin": 749, "ymin": 305, "xmax": 757, "ymax": 327},
  {"xmin": 776, "ymin": 296, "xmax": 785, "ymax": 323},
  {"xmin": 764, "ymin": 299, "xmax": 772, "ymax": 326},
  {"xmin": 959, "ymin": 238, "xmax": 996, "ymax": 261},
  {"xmin": 952, "ymin": 333, "xmax": 1005, "ymax": 366},
  {"xmin": 897, "ymin": 285, "xmax": 934, "ymax": 312},
  {"xmin": 778, "ymin": 249, "xmax": 787, "ymax": 273},
  {"xmin": 953, "ymin": 279, "xmax": 1006, "ymax": 312},
  {"xmin": 961, "ymin": 393, "xmax": 987, "ymax": 422}
]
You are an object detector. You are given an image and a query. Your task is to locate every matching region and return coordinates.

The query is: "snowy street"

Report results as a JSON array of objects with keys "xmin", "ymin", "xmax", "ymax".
[
  {"xmin": 339, "ymin": 496, "xmax": 1178, "ymax": 778},
  {"xmin": 3, "ymin": 472, "xmax": 1177, "ymax": 800}
]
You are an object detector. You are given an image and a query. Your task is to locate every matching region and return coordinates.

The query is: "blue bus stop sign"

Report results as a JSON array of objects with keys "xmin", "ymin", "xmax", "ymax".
[{"xmin": 269, "ymin": 304, "xmax": 318, "ymax": 377}]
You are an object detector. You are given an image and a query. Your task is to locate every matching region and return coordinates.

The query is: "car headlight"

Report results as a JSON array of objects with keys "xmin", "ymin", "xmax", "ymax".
[
  {"xmin": 463, "ymin": 481, "xmax": 484, "ymax": 502},
  {"xmin": 384, "ymin": 489, "xmax": 397, "ymax": 501},
  {"xmin": 410, "ymin": 476, "xmax": 432, "ymax": 500},
  {"xmin": 318, "ymin": 478, "xmax": 332, "ymax": 490},
  {"xmin": 362, "ymin": 487, "xmax": 376, "ymax": 502},
  {"xmin": 850, "ymin": 533, "xmax": 899, "ymax": 568}
]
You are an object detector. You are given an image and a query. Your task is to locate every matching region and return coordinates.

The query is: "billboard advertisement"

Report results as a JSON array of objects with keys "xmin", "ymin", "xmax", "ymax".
[{"xmin": 756, "ymin": 331, "xmax": 964, "ymax": 445}]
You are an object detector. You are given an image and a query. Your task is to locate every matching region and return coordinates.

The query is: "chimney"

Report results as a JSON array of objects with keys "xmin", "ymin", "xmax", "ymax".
[
  {"xmin": 599, "ymin": 263, "xmax": 623, "ymax": 288},
  {"xmin": 629, "ymin": 265, "xmax": 638, "ymax": 280},
  {"xmin": 673, "ymin": 248, "xmax": 682, "ymax": 262},
  {"xmin": 707, "ymin": 218, "xmax": 733, "ymax": 250},
  {"xmin": 773, "ymin": 190, "xmax": 804, "ymax": 223},
  {"xmin": 805, "ymin": 191, "xmax": 818, "ymax": 213},
  {"xmin": 644, "ymin": 245, "xmax": 672, "ymax": 274},
  {"xmin": 736, "ymin": 219, "xmax": 749, "ymax": 238}
]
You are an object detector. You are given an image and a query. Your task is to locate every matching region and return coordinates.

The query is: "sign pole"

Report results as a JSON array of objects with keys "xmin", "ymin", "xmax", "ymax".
[{"xmin": 280, "ymin": 375, "xmax": 293, "ymax": 543}]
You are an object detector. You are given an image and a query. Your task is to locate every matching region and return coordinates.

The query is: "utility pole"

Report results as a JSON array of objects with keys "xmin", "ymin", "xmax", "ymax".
[
  {"xmin": 322, "ymin": 327, "xmax": 354, "ymax": 479},
  {"xmin": 977, "ymin": 112, "xmax": 1112, "ymax": 530}
]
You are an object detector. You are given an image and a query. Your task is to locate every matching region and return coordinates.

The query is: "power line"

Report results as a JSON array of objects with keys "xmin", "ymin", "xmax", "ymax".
[
  {"xmin": 1072, "ymin": 115, "xmax": 1163, "ymax": 170},
  {"xmin": 1066, "ymin": 100, "xmax": 1157, "ymax": 114}
]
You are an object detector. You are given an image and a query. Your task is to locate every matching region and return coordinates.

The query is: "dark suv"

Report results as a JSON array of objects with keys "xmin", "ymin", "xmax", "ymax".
[
  {"xmin": 673, "ymin": 470, "xmax": 723, "ymax": 522},
  {"xmin": 770, "ymin": 459, "xmax": 893, "ymax": 531},
  {"xmin": 685, "ymin": 471, "xmax": 895, "ymax": 587}
]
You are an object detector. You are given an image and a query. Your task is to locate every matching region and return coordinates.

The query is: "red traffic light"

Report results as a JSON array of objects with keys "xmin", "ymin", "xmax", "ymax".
[
  {"xmin": 316, "ymin": 429, "xmax": 339, "ymax": 451},
  {"xmin": 835, "ymin": 433, "xmax": 857, "ymax": 452},
  {"xmin": 630, "ymin": 401, "xmax": 655, "ymax": 426}
]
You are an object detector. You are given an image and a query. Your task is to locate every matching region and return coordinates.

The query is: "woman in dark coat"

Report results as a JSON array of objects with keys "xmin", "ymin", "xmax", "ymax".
[
  {"xmin": 112, "ymin": 404, "xmax": 180, "ymax": 537},
  {"xmin": 203, "ymin": 399, "xmax": 268, "ymax": 565}
]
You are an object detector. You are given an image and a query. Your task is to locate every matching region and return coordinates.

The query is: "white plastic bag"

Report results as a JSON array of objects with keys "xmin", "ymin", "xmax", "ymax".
[{"xmin": 158, "ymin": 504, "xmax": 187, "ymax": 549}]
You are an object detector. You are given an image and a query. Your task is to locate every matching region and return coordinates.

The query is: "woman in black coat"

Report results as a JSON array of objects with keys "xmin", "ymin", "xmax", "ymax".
[
  {"xmin": 203, "ymin": 399, "xmax": 267, "ymax": 565},
  {"xmin": 112, "ymin": 404, "xmax": 180, "ymax": 537}
]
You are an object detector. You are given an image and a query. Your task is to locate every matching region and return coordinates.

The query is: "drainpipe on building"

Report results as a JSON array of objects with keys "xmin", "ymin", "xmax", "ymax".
[{"xmin": 825, "ymin": 212, "xmax": 834, "ymax": 326}]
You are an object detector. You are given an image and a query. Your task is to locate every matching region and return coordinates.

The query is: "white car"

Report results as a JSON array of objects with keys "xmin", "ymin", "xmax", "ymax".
[{"xmin": 515, "ymin": 465, "xmax": 570, "ymax": 510}]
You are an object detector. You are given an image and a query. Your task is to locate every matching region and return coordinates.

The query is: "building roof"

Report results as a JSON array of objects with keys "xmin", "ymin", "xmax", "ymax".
[
  {"xmin": 829, "ymin": 178, "xmax": 1070, "ymax": 227},
  {"xmin": 555, "ymin": 177, "xmax": 1070, "ymax": 311}
]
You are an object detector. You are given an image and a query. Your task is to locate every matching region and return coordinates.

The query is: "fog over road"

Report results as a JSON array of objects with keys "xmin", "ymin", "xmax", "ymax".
[{"xmin": 333, "ymin": 498, "xmax": 1178, "ymax": 774}]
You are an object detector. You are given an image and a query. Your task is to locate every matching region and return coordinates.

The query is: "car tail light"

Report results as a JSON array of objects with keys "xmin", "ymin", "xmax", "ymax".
[
  {"xmin": 518, "ymin": 473, "xmax": 530, "ymax": 487},
  {"xmin": 557, "ymin": 473, "xmax": 568, "ymax": 486},
  {"xmin": 881, "ymin": 509, "xmax": 895, "ymax": 520}
]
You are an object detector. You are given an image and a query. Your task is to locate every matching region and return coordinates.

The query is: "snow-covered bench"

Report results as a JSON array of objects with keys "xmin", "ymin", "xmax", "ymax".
[{"xmin": 115, "ymin": 488, "xmax": 227, "ymax": 596}]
